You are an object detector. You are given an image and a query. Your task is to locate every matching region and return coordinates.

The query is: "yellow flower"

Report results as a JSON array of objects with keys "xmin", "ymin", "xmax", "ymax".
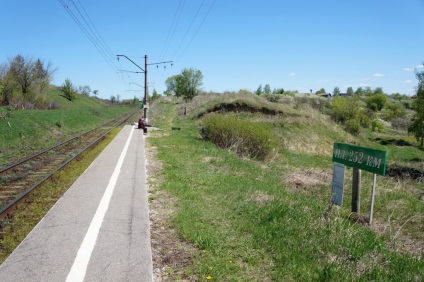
[
  {"xmin": 206, "ymin": 275, "xmax": 212, "ymax": 280},
  {"xmin": 229, "ymin": 260, "xmax": 233, "ymax": 263}
]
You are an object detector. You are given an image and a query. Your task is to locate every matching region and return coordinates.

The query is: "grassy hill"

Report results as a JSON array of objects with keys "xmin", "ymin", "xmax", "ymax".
[
  {"xmin": 147, "ymin": 94, "xmax": 423, "ymax": 281},
  {"xmin": 0, "ymin": 90, "xmax": 136, "ymax": 165}
]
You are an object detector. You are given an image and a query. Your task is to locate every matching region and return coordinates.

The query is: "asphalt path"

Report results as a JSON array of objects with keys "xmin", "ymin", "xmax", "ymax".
[{"xmin": 0, "ymin": 125, "xmax": 153, "ymax": 281}]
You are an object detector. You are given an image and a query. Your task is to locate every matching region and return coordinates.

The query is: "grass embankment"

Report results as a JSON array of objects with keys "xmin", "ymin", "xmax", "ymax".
[
  {"xmin": 0, "ymin": 127, "xmax": 122, "ymax": 263},
  {"xmin": 148, "ymin": 96, "xmax": 423, "ymax": 281},
  {"xmin": 0, "ymin": 91, "xmax": 135, "ymax": 165}
]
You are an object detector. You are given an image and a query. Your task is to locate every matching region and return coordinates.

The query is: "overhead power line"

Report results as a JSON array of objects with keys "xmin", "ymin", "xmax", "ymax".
[
  {"xmin": 57, "ymin": 0, "xmax": 120, "ymax": 75},
  {"xmin": 176, "ymin": 0, "xmax": 216, "ymax": 62},
  {"xmin": 172, "ymin": 0, "xmax": 206, "ymax": 59}
]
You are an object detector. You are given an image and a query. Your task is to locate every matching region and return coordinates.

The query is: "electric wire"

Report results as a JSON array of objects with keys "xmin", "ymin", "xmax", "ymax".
[
  {"xmin": 75, "ymin": 0, "xmax": 116, "ymax": 60},
  {"xmin": 158, "ymin": 0, "xmax": 185, "ymax": 61},
  {"xmin": 176, "ymin": 0, "xmax": 216, "ymax": 63},
  {"xmin": 68, "ymin": 0, "xmax": 118, "ymax": 71},
  {"xmin": 58, "ymin": 0, "xmax": 118, "ymax": 73},
  {"xmin": 171, "ymin": 0, "xmax": 206, "ymax": 60}
]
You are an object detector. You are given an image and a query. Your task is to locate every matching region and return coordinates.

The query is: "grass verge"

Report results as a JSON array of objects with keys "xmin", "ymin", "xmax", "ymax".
[{"xmin": 148, "ymin": 98, "xmax": 423, "ymax": 281}]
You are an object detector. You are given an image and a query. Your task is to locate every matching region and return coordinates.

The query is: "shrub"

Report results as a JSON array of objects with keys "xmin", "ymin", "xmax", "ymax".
[
  {"xmin": 371, "ymin": 119, "xmax": 385, "ymax": 132},
  {"xmin": 365, "ymin": 94, "xmax": 387, "ymax": 111},
  {"xmin": 345, "ymin": 118, "xmax": 361, "ymax": 135},
  {"xmin": 201, "ymin": 114, "xmax": 278, "ymax": 160},
  {"xmin": 392, "ymin": 118, "xmax": 411, "ymax": 131},
  {"xmin": 382, "ymin": 102, "xmax": 406, "ymax": 121}
]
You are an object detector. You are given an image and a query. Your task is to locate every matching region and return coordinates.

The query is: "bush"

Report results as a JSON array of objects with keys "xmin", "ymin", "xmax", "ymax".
[
  {"xmin": 392, "ymin": 118, "xmax": 411, "ymax": 131},
  {"xmin": 366, "ymin": 94, "xmax": 387, "ymax": 111},
  {"xmin": 382, "ymin": 102, "xmax": 406, "ymax": 121},
  {"xmin": 371, "ymin": 119, "xmax": 385, "ymax": 132},
  {"xmin": 201, "ymin": 114, "xmax": 278, "ymax": 160},
  {"xmin": 345, "ymin": 118, "xmax": 361, "ymax": 135}
]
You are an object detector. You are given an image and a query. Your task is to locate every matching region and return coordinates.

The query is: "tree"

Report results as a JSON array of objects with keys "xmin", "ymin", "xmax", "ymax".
[
  {"xmin": 347, "ymin": 86, "xmax": 354, "ymax": 95},
  {"xmin": 316, "ymin": 88, "xmax": 326, "ymax": 95},
  {"xmin": 0, "ymin": 55, "xmax": 55, "ymax": 106},
  {"xmin": 255, "ymin": 84, "xmax": 263, "ymax": 95},
  {"xmin": 8, "ymin": 55, "xmax": 54, "ymax": 99},
  {"xmin": 78, "ymin": 85, "xmax": 91, "ymax": 96},
  {"xmin": 151, "ymin": 89, "xmax": 160, "ymax": 102},
  {"xmin": 355, "ymin": 87, "xmax": 364, "ymax": 96},
  {"xmin": 409, "ymin": 67, "xmax": 424, "ymax": 146},
  {"xmin": 110, "ymin": 95, "xmax": 116, "ymax": 105},
  {"xmin": 365, "ymin": 94, "xmax": 387, "ymax": 111},
  {"xmin": 364, "ymin": 87, "xmax": 373, "ymax": 96},
  {"xmin": 92, "ymin": 89, "xmax": 99, "ymax": 98},
  {"xmin": 272, "ymin": 88, "xmax": 284, "ymax": 94},
  {"xmin": 165, "ymin": 68, "xmax": 203, "ymax": 99},
  {"xmin": 333, "ymin": 87, "xmax": 340, "ymax": 96},
  {"xmin": 373, "ymin": 87, "xmax": 384, "ymax": 95},
  {"xmin": 264, "ymin": 84, "xmax": 271, "ymax": 94},
  {"xmin": 61, "ymin": 79, "xmax": 76, "ymax": 101}
]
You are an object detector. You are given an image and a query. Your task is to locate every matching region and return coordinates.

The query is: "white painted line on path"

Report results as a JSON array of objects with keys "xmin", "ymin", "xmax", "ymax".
[{"xmin": 66, "ymin": 126, "xmax": 135, "ymax": 282}]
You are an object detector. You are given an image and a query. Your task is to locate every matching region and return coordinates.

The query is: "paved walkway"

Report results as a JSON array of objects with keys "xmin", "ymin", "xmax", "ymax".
[{"xmin": 0, "ymin": 125, "xmax": 153, "ymax": 281}]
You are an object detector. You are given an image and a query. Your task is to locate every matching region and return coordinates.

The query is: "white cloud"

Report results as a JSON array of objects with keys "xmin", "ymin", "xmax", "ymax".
[
  {"xmin": 288, "ymin": 72, "xmax": 296, "ymax": 76},
  {"xmin": 373, "ymin": 73, "xmax": 384, "ymax": 77},
  {"xmin": 417, "ymin": 64, "xmax": 424, "ymax": 69},
  {"xmin": 403, "ymin": 68, "xmax": 414, "ymax": 72},
  {"xmin": 403, "ymin": 80, "xmax": 412, "ymax": 83}
]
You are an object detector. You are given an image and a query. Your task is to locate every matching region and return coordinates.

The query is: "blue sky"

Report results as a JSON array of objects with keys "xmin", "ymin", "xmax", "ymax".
[{"xmin": 1, "ymin": 0, "xmax": 423, "ymax": 100}]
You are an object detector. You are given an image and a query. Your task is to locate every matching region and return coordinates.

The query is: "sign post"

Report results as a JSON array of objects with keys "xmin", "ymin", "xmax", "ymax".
[
  {"xmin": 331, "ymin": 162, "xmax": 346, "ymax": 206},
  {"xmin": 331, "ymin": 143, "xmax": 387, "ymax": 224}
]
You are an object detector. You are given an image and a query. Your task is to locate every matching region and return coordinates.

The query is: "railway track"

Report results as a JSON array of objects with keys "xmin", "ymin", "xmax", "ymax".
[{"xmin": 0, "ymin": 110, "xmax": 138, "ymax": 226}]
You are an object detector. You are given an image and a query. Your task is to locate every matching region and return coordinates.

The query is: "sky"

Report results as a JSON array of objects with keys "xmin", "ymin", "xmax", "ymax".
[{"xmin": 1, "ymin": 0, "xmax": 424, "ymax": 100}]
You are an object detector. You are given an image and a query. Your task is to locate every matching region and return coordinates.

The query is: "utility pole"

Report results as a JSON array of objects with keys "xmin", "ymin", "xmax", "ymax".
[
  {"xmin": 144, "ymin": 55, "xmax": 148, "ymax": 118},
  {"xmin": 117, "ymin": 54, "xmax": 172, "ymax": 120}
]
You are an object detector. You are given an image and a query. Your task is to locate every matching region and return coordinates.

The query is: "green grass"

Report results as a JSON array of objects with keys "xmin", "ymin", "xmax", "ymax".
[
  {"xmin": 148, "ymin": 97, "xmax": 423, "ymax": 281},
  {"xmin": 0, "ymin": 91, "xmax": 136, "ymax": 165}
]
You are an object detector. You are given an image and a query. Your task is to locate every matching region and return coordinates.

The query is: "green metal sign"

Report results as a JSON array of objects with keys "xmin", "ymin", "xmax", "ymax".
[{"xmin": 332, "ymin": 143, "xmax": 387, "ymax": 175}]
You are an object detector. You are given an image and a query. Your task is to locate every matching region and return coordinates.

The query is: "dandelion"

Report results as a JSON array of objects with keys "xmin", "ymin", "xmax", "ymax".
[{"xmin": 206, "ymin": 275, "xmax": 212, "ymax": 280}]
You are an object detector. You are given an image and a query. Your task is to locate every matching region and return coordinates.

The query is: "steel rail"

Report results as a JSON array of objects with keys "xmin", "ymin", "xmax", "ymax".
[{"xmin": 0, "ymin": 109, "xmax": 138, "ymax": 222}]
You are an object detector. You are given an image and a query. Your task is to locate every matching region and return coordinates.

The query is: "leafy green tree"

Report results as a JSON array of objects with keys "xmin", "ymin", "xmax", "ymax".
[
  {"xmin": 333, "ymin": 87, "xmax": 340, "ymax": 96},
  {"xmin": 255, "ymin": 84, "xmax": 263, "ymax": 96},
  {"xmin": 365, "ymin": 94, "xmax": 387, "ymax": 111},
  {"xmin": 165, "ymin": 68, "xmax": 203, "ymax": 99},
  {"xmin": 373, "ymin": 87, "xmax": 384, "ymax": 95},
  {"xmin": 272, "ymin": 88, "xmax": 284, "ymax": 94},
  {"xmin": 264, "ymin": 84, "xmax": 271, "ymax": 94},
  {"xmin": 92, "ymin": 89, "xmax": 99, "ymax": 98},
  {"xmin": 150, "ymin": 89, "xmax": 160, "ymax": 102},
  {"xmin": 61, "ymin": 78, "xmax": 76, "ymax": 101},
  {"xmin": 409, "ymin": 68, "xmax": 424, "ymax": 146},
  {"xmin": 316, "ymin": 88, "xmax": 326, "ymax": 95},
  {"xmin": 110, "ymin": 95, "xmax": 116, "ymax": 105},
  {"xmin": 0, "ymin": 55, "xmax": 54, "ymax": 106},
  {"xmin": 347, "ymin": 86, "xmax": 354, "ymax": 95},
  {"xmin": 364, "ymin": 87, "xmax": 373, "ymax": 96},
  {"xmin": 355, "ymin": 87, "xmax": 364, "ymax": 96}
]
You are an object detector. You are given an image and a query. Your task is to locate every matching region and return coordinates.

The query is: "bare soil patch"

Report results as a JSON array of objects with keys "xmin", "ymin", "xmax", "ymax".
[{"xmin": 284, "ymin": 169, "xmax": 332, "ymax": 193}]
